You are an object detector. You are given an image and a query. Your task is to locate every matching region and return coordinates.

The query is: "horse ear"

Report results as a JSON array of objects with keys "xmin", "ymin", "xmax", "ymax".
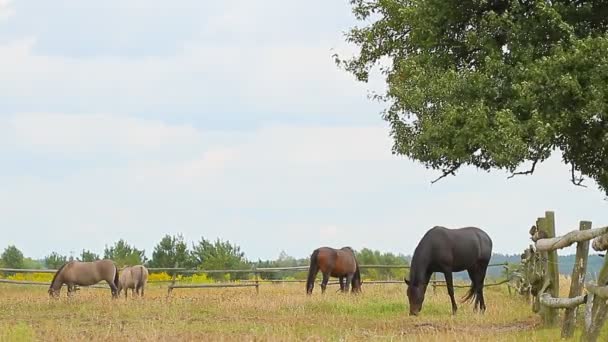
[{"xmin": 404, "ymin": 279, "xmax": 410, "ymax": 285}]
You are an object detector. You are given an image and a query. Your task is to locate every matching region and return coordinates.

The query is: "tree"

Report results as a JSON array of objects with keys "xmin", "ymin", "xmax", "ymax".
[
  {"xmin": 1, "ymin": 245, "xmax": 24, "ymax": 269},
  {"xmin": 149, "ymin": 234, "xmax": 192, "ymax": 268},
  {"xmin": 44, "ymin": 252, "xmax": 67, "ymax": 269},
  {"xmin": 338, "ymin": 0, "xmax": 608, "ymax": 193},
  {"xmin": 191, "ymin": 237, "xmax": 249, "ymax": 280},
  {"xmin": 256, "ymin": 250, "xmax": 307, "ymax": 280},
  {"xmin": 103, "ymin": 239, "xmax": 146, "ymax": 267},
  {"xmin": 78, "ymin": 249, "xmax": 100, "ymax": 262},
  {"xmin": 22, "ymin": 258, "xmax": 44, "ymax": 269},
  {"xmin": 355, "ymin": 248, "xmax": 408, "ymax": 280}
]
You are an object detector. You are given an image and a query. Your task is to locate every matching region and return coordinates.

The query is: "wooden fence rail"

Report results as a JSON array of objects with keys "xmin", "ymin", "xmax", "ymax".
[{"xmin": 0, "ymin": 263, "xmax": 510, "ymax": 293}]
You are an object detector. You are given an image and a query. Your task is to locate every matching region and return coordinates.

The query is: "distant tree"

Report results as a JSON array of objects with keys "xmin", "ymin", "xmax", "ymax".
[
  {"xmin": 1, "ymin": 245, "xmax": 25, "ymax": 269},
  {"xmin": 355, "ymin": 248, "xmax": 408, "ymax": 280},
  {"xmin": 22, "ymin": 258, "xmax": 44, "ymax": 269},
  {"xmin": 191, "ymin": 237, "xmax": 249, "ymax": 280},
  {"xmin": 256, "ymin": 250, "xmax": 307, "ymax": 280},
  {"xmin": 78, "ymin": 249, "xmax": 100, "ymax": 262},
  {"xmin": 44, "ymin": 252, "xmax": 68, "ymax": 269},
  {"xmin": 103, "ymin": 239, "xmax": 146, "ymax": 267},
  {"xmin": 149, "ymin": 234, "xmax": 192, "ymax": 268}
]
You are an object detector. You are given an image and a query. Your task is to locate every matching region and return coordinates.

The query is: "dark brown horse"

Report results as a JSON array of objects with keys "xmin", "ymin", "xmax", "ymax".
[
  {"xmin": 48, "ymin": 259, "xmax": 119, "ymax": 298},
  {"xmin": 306, "ymin": 246, "xmax": 362, "ymax": 294},
  {"xmin": 405, "ymin": 226, "xmax": 492, "ymax": 316}
]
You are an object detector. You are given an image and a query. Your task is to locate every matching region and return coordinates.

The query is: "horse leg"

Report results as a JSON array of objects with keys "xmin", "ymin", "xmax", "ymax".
[
  {"xmin": 466, "ymin": 269, "xmax": 480, "ymax": 312},
  {"xmin": 67, "ymin": 284, "xmax": 74, "ymax": 297},
  {"xmin": 477, "ymin": 261, "xmax": 490, "ymax": 313},
  {"xmin": 338, "ymin": 277, "xmax": 345, "ymax": 292},
  {"xmin": 444, "ymin": 272, "xmax": 458, "ymax": 315},
  {"xmin": 321, "ymin": 272, "xmax": 330, "ymax": 294},
  {"xmin": 345, "ymin": 273, "xmax": 354, "ymax": 293}
]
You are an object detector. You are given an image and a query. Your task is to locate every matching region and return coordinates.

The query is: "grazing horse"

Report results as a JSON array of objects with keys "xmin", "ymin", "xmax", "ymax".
[
  {"xmin": 48, "ymin": 259, "xmax": 119, "ymax": 298},
  {"xmin": 306, "ymin": 246, "xmax": 362, "ymax": 295},
  {"xmin": 405, "ymin": 226, "xmax": 492, "ymax": 316},
  {"xmin": 117, "ymin": 265, "xmax": 149, "ymax": 299}
]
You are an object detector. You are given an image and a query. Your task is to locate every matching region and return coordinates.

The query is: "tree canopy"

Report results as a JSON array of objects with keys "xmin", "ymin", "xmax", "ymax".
[
  {"xmin": 78, "ymin": 249, "xmax": 100, "ymax": 262},
  {"xmin": 191, "ymin": 237, "xmax": 249, "ymax": 280},
  {"xmin": 149, "ymin": 234, "xmax": 192, "ymax": 269},
  {"xmin": 1, "ymin": 245, "xmax": 25, "ymax": 269},
  {"xmin": 103, "ymin": 239, "xmax": 146, "ymax": 267},
  {"xmin": 44, "ymin": 252, "xmax": 67, "ymax": 269},
  {"xmin": 339, "ymin": 0, "xmax": 608, "ymax": 193}
]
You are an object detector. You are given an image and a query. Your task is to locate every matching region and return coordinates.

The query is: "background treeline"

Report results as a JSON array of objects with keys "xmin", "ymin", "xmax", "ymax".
[
  {"xmin": 0, "ymin": 235, "xmax": 409, "ymax": 280},
  {"xmin": 1, "ymin": 235, "xmax": 603, "ymax": 281}
]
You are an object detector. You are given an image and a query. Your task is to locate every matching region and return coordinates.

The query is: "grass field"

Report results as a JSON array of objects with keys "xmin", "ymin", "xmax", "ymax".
[{"xmin": 0, "ymin": 280, "xmax": 607, "ymax": 341}]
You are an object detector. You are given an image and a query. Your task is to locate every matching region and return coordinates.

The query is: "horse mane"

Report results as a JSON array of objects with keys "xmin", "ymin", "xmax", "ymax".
[{"xmin": 49, "ymin": 262, "xmax": 70, "ymax": 289}]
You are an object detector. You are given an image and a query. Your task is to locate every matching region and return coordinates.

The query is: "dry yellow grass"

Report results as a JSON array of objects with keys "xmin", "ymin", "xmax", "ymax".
[{"xmin": 0, "ymin": 280, "xmax": 605, "ymax": 341}]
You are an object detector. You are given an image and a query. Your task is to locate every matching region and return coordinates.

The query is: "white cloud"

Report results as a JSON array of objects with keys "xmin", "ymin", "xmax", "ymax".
[
  {"xmin": 0, "ymin": 0, "xmax": 14, "ymax": 20},
  {"xmin": 0, "ymin": 35, "xmax": 379, "ymax": 118},
  {"xmin": 2, "ymin": 113, "xmax": 607, "ymax": 260},
  {"xmin": 1, "ymin": 2, "xmax": 606, "ymax": 261},
  {"xmin": 3, "ymin": 113, "xmax": 200, "ymax": 154}
]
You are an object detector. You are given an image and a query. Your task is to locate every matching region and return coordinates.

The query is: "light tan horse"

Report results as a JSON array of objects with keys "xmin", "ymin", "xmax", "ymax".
[
  {"xmin": 48, "ymin": 259, "xmax": 119, "ymax": 298},
  {"xmin": 117, "ymin": 265, "xmax": 149, "ymax": 298}
]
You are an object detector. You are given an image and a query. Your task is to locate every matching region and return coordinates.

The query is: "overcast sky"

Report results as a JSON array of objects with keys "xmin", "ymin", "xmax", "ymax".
[{"xmin": 1, "ymin": 0, "xmax": 606, "ymax": 261}]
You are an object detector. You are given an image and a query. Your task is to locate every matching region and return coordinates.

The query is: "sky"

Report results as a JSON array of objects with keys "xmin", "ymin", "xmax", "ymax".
[{"xmin": 1, "ymin": 0, "xmax": 606, "ymax": 261}]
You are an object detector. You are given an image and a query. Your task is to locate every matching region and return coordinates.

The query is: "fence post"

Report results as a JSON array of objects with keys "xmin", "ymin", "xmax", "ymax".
[
  {"xmin": 561, "ymin": 220, "xmax": 591, "ymax": 338},
  {"xmin": 584, "ymin": 232, "xmax": 608, "ymax": 342},
  {"xmin": 536, "ymin": 217, "xmax": 555, "ymax": 325},
  {"xmin": 502, "ymin": 264, "xmax": 512, "ymax": 295},
  {"xmin": 167, "ymin": 262, "xmax": 179, "ymax": 296},
  {"xmin": 543, "ymin": 211, "xmax": 560, "ymax": 326},
  {"xmin": 253, "ymin": 265, "xmax": 260, "ymax": 295}
]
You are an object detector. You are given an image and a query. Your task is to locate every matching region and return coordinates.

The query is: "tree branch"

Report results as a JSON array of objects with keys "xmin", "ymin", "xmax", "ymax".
[
  {"xmin": 508, "ymin": 158, "xmax": 539, "ymax": 179},
  {"xmin": 431, "ymin": 163, "xmax": 462, "ymax": 184},
  {"xmin": 570, "ymin": 162, "xmax": 587, "ymax": 188}
]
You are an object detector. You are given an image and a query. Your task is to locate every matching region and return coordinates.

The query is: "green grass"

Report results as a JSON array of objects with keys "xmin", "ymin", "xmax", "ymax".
[{"xmin": 0, "ymin": 282, "xmax": 607, "ymax": 341}]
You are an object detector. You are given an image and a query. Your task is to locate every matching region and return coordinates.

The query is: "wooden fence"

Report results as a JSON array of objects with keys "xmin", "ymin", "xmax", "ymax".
[
  {"xmin": 0, "ymin": 263, "xmax": 510, "ymax": 294},
  {"xmin": 513, "ymin": 210, "xmax": 608, "ymax": 342}
]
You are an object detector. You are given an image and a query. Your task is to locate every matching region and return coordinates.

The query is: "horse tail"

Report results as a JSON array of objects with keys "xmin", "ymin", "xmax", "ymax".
[
  {"xmin": 461, "ymin": 284, "xmax": 476, "ymax": 304},
  {"xmin": 138, "ymin": 266, "xmax": 146, "ymax": 287},
  {"xmin": 113, "ymin": 264, "xmax": 120, "ymax": 289},
  {"xmin": 306, "ymin": 249, "xmax": 320, "ymax": 294},
  {"xmin": 354, "ymin": 264, "xmax": 361, "ymax": 285}
]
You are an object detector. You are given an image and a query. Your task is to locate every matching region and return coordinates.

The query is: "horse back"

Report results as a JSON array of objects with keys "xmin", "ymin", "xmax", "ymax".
[
  {"xmin": 423, "ymin": 226, "xmax": 492, "ymax": 271},
  {"xmin": 64, "ymin": 259, "xmax": 116, "ymax": 286},
  {"xmin": 120, "ymin": 265, "xmax": 148, "ymax": 288},
  {"xmin": 315, "ymin": 247, "xmax": 357, "ymax": 276}
]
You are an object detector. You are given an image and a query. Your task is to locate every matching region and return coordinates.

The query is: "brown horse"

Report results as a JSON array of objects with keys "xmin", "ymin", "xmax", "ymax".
[
  {"xmin": 117, "ymin": 265, "xmax": 149, "ymax": 299},
  {"xmin": 48, "ymin": 259, "xmax": 119, "ymax": 298},
  {"xmin": 306, "ymin": 246, "xmax": 362, "ymax": 294}
]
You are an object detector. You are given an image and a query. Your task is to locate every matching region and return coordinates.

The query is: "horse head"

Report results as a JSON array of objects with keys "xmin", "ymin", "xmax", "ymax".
[
  {"xmin": 48, "ymin": 286, "xmax": 60, "ymax": 298},
  {"xmin": 405, "ymin": 278, "xmax": 426, "ymax": 316}
]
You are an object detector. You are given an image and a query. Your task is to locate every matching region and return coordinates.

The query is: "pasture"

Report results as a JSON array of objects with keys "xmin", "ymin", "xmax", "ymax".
[{"xmin": 2, "ymin": 279, "xmax": 605, "ymax": 341}]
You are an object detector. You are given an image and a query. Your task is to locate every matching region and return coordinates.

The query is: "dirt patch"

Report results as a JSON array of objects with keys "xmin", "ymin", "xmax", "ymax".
[{"xmin": 408, "ymin": 318, "xmax": 540, "ymax": 334}]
